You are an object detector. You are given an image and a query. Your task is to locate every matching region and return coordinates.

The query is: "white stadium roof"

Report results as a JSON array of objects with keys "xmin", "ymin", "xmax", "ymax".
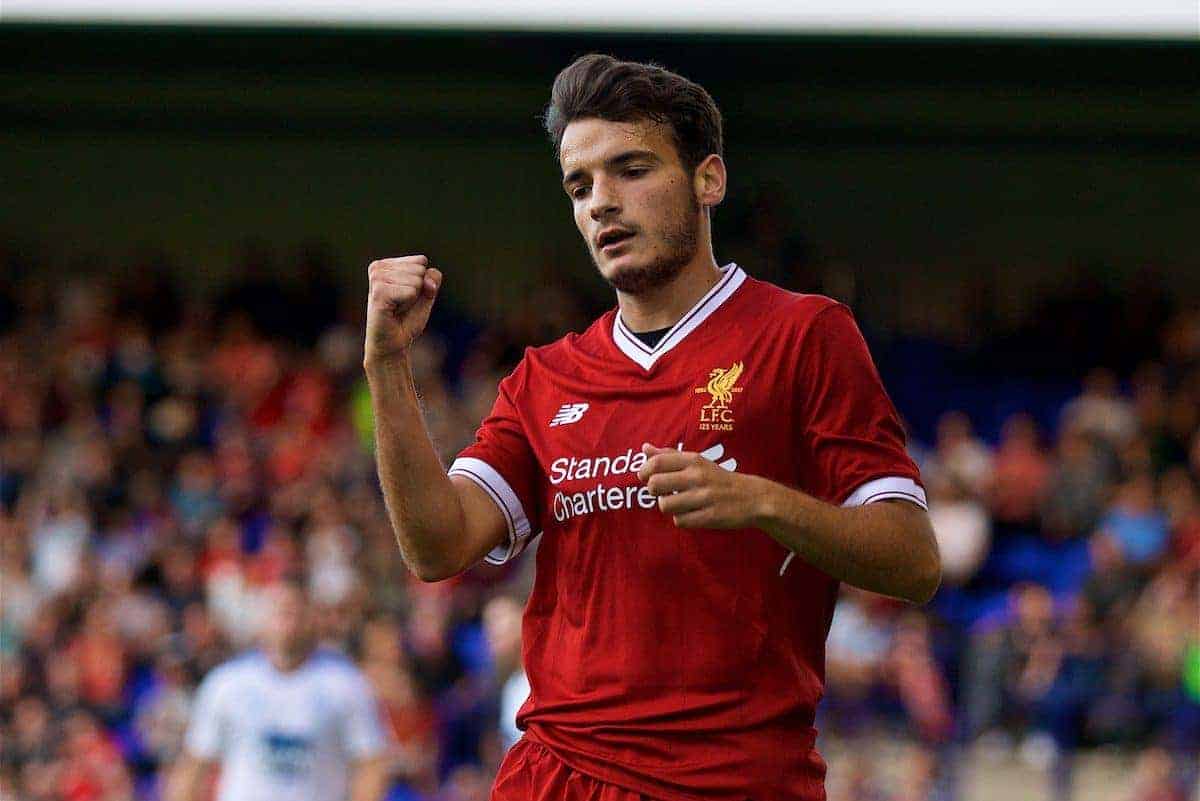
[{"xmin": 4, "ymin": 0, "xmax": 1198, "ymax": 38}]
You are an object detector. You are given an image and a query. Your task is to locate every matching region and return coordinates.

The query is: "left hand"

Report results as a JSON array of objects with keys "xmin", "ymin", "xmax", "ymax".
[{"xmin": 637, "ymin": 443, "xmax": 771, "ymax": 529}]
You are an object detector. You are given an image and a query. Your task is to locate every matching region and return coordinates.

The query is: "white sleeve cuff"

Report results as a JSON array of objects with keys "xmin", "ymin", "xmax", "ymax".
[
  {"xmin": 841, "ymin": 476, "xmax": 928, "ymax": 510},
  {"xmin": 448, "ymin": 457, "xmax": 534, "ymax": 565}
]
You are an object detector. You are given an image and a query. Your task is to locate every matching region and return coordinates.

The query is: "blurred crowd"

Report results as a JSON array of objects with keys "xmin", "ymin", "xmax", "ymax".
[
  {"xmin": 825, "ymin": 349, "xmax": 1200, "ymax": 798},
  {"xmin": 0, "ymin": 253, "xmax": 1198, "ymax": 801}
]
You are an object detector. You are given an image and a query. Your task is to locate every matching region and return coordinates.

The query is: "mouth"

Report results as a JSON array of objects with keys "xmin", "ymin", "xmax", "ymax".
[{"xmin": 597, "ymin": 228, "xmax": 635, "ymax": 254}]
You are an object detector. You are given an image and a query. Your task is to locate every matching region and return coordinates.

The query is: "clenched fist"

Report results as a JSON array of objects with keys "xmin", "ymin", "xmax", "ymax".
[
  {"xmin": 637, "ymin": 443, "xmax": 772, "ymax": 529},
  {"xmin": 364, "ymin": 255, "xmax": 443, "ymax": 365}
]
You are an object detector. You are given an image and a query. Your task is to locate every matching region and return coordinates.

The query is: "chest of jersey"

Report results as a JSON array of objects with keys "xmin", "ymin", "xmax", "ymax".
[
  {"xmin": 227, "ymin": 673, "xmax": 343, "ymax": 765},
  {"xmin": 514, "ymin": 327, "xmax": 819, "ymax": 695},
  {"xmin": 524, "ymin": 333, "xmax": 798, "ymax": 530}
]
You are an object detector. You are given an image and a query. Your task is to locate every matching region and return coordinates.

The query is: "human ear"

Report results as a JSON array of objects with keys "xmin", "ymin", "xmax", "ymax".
[{"xmin": 693, "ymin": 154, "xmax": 727, "ymax": 208}]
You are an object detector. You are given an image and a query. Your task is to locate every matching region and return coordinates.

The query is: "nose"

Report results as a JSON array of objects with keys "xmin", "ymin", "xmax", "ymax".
[{"xmin": 588, "ymin": 176, "xmax": 620, "ymax": 222}]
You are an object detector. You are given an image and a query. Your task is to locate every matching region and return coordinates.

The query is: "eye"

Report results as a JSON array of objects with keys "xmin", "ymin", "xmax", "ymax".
[
  {"xmin": 571, "ymin": 186, "xmax": 591, "ymax": 200},
  {"xmin": 623, "ymin": 168, "xmax": 647, "ymax": 178}
]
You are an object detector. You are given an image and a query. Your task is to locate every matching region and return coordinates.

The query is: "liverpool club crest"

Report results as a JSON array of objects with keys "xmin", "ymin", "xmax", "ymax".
[{"xmin": 695, "ymin": 361, "xmax": 744, "ymax": 431}]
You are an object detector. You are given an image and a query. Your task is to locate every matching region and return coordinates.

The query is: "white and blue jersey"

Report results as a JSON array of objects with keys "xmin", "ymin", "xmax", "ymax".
[{"xmin": 184, "ymin": 648, "xmax": 387, "ymax": 801}]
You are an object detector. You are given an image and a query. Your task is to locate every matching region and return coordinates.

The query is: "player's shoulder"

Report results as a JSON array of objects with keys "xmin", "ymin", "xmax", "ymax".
[
  {"xmin": 740, "ymin": 277, "xmax": 850, "ymax": 331},
  {"xmin": 504, "ymin": 313, "xmax": 615, "ymax": 379},
  {"xmin": 307, "ymin": 648, "xmax": 372, "ymax": 689},
  {"xmin": 200, "ymin": 649, "xmax": 266, "ymax": 690}
]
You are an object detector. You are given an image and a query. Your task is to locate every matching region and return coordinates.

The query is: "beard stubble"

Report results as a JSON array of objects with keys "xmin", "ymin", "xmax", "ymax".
[{"xmin": 594, "ymin": 191, "xmax": 701, "ymax": 296}]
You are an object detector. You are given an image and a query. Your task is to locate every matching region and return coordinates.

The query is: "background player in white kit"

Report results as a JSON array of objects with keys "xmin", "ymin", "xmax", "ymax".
[{"xmin": 165, "ymin": 580, "xmax": 391, "ymax": 801}]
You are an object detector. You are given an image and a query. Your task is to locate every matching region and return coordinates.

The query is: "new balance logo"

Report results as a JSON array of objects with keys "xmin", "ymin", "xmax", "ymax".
[{"xmin": 549, "ymin": 403, "xmax": 590, "ymax": 427}]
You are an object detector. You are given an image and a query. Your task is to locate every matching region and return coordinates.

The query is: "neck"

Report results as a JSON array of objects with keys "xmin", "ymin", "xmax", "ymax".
[
  {"xmin": 616, "ymin": 247, "xmax": 723, "ymax": 333},
  {"xmin": 266, "ymin": 642, "xmax": 313, "ymax": 673}
]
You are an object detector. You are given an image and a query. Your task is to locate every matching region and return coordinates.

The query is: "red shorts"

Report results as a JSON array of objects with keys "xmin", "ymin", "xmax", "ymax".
[{"xmin": 491, "ymin": 737, "xmax": 658, "ymax": 801}]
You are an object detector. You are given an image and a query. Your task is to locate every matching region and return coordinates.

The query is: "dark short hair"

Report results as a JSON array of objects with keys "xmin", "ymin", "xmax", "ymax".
[{"xmin": 543, "ymin": 54, "xmax": 724, "ymax": 177}]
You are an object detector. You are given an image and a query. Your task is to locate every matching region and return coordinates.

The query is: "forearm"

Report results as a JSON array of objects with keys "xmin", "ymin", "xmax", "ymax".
[
  {"xmin": 365, "ymin": 355, "xmax": 468, "ymax": 580},
  {"xmin": 751, "ymin": 477, "xmax": 941, "ymax": 604}
]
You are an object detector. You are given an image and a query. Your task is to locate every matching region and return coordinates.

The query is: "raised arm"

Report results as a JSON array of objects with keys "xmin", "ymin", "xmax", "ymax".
[{"xmin": 364, "ymin": 256, "xmax": 507, "ymax": 581}]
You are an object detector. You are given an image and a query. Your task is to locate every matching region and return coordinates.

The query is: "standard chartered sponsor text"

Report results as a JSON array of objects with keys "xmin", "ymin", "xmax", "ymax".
[
  {"xmin": 552, "ymin": 482, "xmax": 658, "ymax": 522},
  {"xmin": 548, "ymin": 445, "xmax": 671, "ymax": 523}
]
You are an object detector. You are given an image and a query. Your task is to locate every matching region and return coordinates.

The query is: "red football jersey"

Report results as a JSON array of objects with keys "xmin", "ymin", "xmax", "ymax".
[{"xmin": 450, "ymin": 264, "xmax": 925, "ymax": 801}]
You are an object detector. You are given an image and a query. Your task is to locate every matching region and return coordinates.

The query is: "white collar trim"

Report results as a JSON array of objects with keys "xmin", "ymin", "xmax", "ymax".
[{"xmin": 611, "ymin": 263, "xmax": 747, "ymax": 370}]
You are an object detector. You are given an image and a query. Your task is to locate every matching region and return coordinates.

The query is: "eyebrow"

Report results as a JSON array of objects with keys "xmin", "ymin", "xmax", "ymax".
[{"xmin": 561, "ymin": 149, "xmax": 661, "ymax": 189}]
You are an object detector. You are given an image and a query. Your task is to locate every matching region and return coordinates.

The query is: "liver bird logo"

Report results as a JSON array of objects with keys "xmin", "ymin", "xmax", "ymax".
[{"xmin": 702, "ymin": 361, "xmax": 744, "ymax": 408}]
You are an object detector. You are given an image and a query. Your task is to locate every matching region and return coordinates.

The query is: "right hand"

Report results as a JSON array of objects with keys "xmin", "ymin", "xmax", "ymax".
[{"xmin": 364, "ymin": 255, "xmax": 443, "ymax": 365}]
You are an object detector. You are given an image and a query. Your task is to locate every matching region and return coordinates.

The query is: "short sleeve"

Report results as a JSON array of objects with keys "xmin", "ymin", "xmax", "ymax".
[
  {"xmin": 449, "ymin": 358, "xmax": 541, "ymax": 565},
  {"xmin": 796, "ymin": 303, "xmax": 926, "ymax": 510},
  {"xmin": 184, "ymin": 668, "xmax": 227, "ymax": 759},
  {"xmin": 341, "ymin": 672, "xmax": 388, "ymax": 759}
]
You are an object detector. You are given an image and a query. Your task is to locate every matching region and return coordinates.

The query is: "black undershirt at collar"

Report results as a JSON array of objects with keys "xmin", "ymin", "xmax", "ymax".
[{"xmin": 629, "ymin": 326, "xmax": 671, "ymax": 349}]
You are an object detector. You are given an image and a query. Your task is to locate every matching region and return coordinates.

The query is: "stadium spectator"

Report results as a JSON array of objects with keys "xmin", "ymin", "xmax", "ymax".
[
  {"xmin": 961, "ymin": 582, "xmax": 1060, "ymax": 741},
  {"xmin": 989, "ymin": 413, "xmax": 1051, "ymax": 527},
  {"xmin": 1042, "ymin": 423, "xmax": 1114, "ymax": 541},
  {"xmin": 928, "ymin": 411, "xmax": 995, "ymax": 499},
  {"xmin": 1127, "ymin": 747, "xmax": 1188, "ymax": 801},
  {"xmin": 823, "ymin": 587, "xmax": 893, "ymax": 740},
  {"xmin": 1161, "ymin": 467, "xmax": 1200, "ymax": 570},
  {"xmin": 1097, "ymin": 472, "xmax": 1170, "ymax": 566},
  {"xmin": 1061, "ymin": 368, "xmax": 1138, "ymax": 447}
]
